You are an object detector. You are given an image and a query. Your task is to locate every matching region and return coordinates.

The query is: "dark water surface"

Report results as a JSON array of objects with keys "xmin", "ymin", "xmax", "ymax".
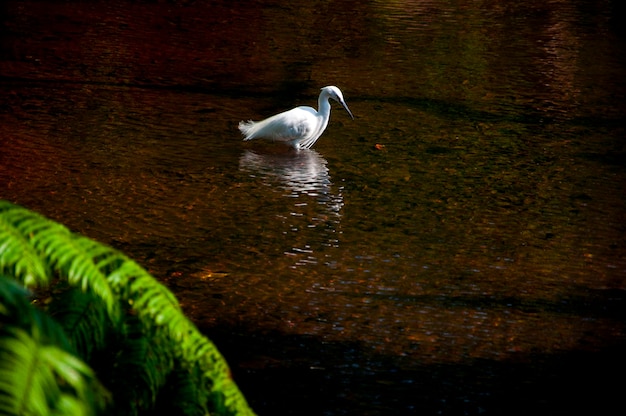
[{"xmin": 2, "ymin": 1, "xmax": 625, "ymax": 414}]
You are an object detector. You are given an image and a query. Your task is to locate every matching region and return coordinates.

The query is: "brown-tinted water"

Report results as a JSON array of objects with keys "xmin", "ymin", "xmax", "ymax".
[{"xmin": 2, "ymin": 1, "xmax": 625, "ymax": 414}]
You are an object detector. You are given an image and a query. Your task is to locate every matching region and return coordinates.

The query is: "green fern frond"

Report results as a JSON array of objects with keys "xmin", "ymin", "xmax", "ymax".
[
  {"xmin": 104, "ymin": 316, "xmax": 175, "ymax": 415},
  {"xmin": 47, "ymin": 286, "xmax": 112, "ymax": 361},
  {"xmin": 109, "ymin": 260, "xmax": 180, "ymax": 310},
  {"xmin": 0, "ymin": 202, "xmax": 117, "ymax": 318},
  {"xmin": 0, "ymin": 327, "xmax": 49, "ymax": 416},
  {"xmin": 96, "ymin": 234, "xmax": 253, "ymax": 414},
  {"xmin": 0, "ymin": 202, "xmax": 255, "ymax": 415},
  {"xmin": 0, "ymin": 204, "xmax": 50, "ymax": 287},
  {"xmin": 0, "ymin": 276, "xmax": 73, "ymax": 352},
  {"xmin": 34, "ymin": 232, "xmax": 117, "ymax": 317},
  {"xmin": 156, "ymin": 365, "xmax": 207, "ymax": 416},
  {"xmin": 0, "ymin": 276, "xmax": 110, "ymax": 414},
  {"xmin": 0, "ymin": 326, "xmax": 107, "ymax": 416},
  {"xmin": 41, "ymin": 344, "xmax": 108, "ymax": 413}
]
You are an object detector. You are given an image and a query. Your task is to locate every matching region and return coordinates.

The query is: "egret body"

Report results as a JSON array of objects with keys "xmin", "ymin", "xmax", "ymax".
[{"xmin": 239, "ymin": 86, "xmax": 353, "ymax": 150}]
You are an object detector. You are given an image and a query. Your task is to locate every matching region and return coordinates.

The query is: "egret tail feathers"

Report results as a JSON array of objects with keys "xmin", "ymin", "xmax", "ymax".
[{"xmin": 238, "ymin": 120, "xmax": 258, "ymax": 141}]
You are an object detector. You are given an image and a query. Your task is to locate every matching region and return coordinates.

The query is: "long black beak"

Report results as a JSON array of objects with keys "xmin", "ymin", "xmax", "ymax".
[{"xmin": 339, "ymin": 99, "xmax": 354, "ymax": 120}]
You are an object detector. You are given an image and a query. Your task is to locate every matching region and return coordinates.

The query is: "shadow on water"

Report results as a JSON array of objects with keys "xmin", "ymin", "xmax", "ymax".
[
  {"xmin": 198, "ymin": 286, "xmax": 626, "ymax": 415},
  {"xmin": 208, "ymin": 314, "xmax": 625, "ymax": 416},
  {"xmin": 355, "ymin": 94, "xmax": 626, "ymax": 129},
  {"xmin": 220, "ymin": 340, "xmax": 625, "ymax": 416}
]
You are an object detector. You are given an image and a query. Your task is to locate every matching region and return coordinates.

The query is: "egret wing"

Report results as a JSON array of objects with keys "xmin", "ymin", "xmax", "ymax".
[
  {"xmin": 263, "ymin": 107, "xmax": 316, "ymax": 140},
  {"xmin": 240, "ymin": 107, "xmax": 316, "ymax": 142}
]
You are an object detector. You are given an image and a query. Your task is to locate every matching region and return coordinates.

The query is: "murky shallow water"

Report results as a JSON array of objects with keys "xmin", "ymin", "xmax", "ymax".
[{"xmin": 2, "ymin": 0, "xmax": 626, "ymax": 414}]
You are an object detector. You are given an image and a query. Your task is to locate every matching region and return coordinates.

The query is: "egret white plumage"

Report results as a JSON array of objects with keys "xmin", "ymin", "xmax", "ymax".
[{"xmin": 239, "ymin": 86, "xmax": 354, "ymax": 150}]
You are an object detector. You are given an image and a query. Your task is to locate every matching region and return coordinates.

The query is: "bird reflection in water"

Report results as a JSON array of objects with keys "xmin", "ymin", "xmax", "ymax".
[{"xmin": 239, "ymin": 148, "xmax": 343, "ymax": 267}]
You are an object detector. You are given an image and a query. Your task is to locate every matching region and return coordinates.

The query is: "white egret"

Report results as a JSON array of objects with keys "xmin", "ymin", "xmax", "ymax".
[{"xmin": 238, "ymin": 86, "xmax": 354, "ymax": 150}]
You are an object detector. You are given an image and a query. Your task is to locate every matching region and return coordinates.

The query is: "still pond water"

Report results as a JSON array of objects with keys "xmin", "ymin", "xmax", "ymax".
[{"xmin": 1, "ymin": 0, "xmax": 625, "ymax": 414}]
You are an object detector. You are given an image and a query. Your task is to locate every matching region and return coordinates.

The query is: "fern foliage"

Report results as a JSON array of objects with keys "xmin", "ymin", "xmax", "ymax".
[
  {"xmin": 0, "ymin": 201, "xmax": 255, "ymax": 416},
  {"xmin": 0, "ymin": 277, "xmax": 109, "ymax": 416},
  {"xmin": 47, "ymin": 285, "xmax": 112, "ymax": 361}
]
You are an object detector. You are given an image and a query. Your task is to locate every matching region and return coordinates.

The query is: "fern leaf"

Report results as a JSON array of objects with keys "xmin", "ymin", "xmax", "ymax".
[
  {"xmin": 5, "ymin": 205, "xmax": 117, "ymax": 317},
  {"xmin": 0, "ymin": 212, "xmax": 49, "ymax": 287},
  {"xmin": 105, "ymin": 318, "xmax": 175, "ymax": 415},
  {"xmin": 0, "ymin": 203, "xmax": 117, "ymax": 318},
  {"xmin": 156, "ymin": 365, "xmax": 208, "ymax": 416},
  {"xmin": 0, "ymin": 276, "xmax": 110, "ymax": 415},
  {"xmin": 38, "ymin": 234, "xmax": 116, "ymax": 314},
  {"xmin": 1, "ymin": 202, "xmax": 256, "ymax": 415},
  {"xmin": 0, "ymin": 327, "xmax": 103, "ymax": 416},
  {"xmin": 47, "ymin": 287, "xmax": 111, "ymax": 361},
  {"xmin": 0, "ymin": 328, "xmax": 48, "ymax": 415},
  {"xmin": 0, "ymin": 276, "xmax": 73, "ymax": 352},
  {"xmin": 117, "ymin": 262, "xmax": 180, "ymax": 309}
]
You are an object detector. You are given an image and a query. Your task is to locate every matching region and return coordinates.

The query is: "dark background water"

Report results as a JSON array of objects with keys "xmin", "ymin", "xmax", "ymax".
[{"xmin": 1, "ymin": 1, "xmax": 625, "ymax": 414}]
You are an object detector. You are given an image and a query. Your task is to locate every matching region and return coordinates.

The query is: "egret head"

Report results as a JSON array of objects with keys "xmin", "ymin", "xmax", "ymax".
[{"xmin": 322, "ymin": 86, "xmax": 354, "ymax": 120}]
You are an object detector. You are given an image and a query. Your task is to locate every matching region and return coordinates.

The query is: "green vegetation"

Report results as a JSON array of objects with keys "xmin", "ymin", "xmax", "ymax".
[{"xmin": 0, "ymin": 201, "xmax": 254, "ymax": 416}]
